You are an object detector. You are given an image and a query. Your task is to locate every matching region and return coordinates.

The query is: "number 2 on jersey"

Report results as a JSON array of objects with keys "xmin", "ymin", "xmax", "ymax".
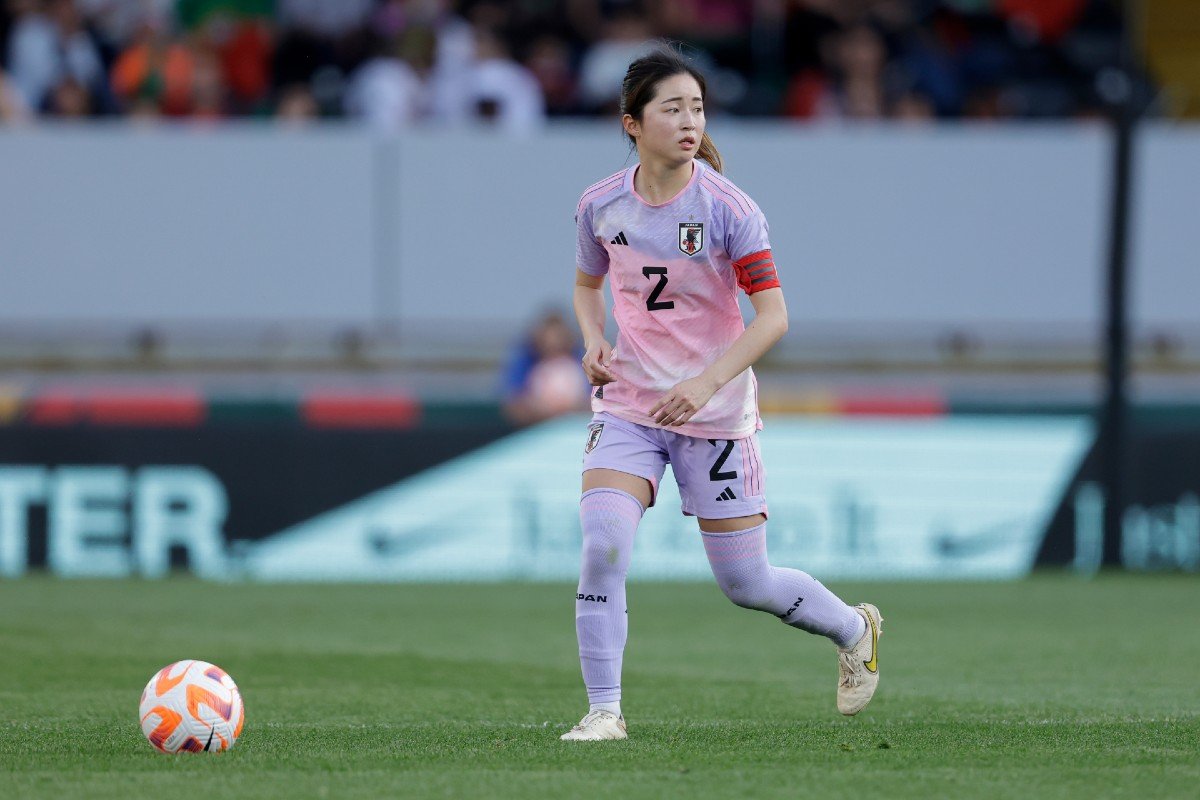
[{"xmin": 642, "ymin": 266, "xmax": 674, "ymax": 311}]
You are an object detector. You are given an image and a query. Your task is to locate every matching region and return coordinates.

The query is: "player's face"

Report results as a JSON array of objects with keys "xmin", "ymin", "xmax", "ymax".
[{"xmin": 626, "ymin": 73, "xmax": 705, "ymax": 168}]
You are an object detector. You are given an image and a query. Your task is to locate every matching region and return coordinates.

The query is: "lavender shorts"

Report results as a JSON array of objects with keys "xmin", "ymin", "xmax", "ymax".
[{"xmin": 582, "ymin": 412, "xmax": 768, "ymax": 520}]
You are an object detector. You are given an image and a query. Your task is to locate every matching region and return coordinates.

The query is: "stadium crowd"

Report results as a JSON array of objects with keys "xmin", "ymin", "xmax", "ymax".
[{"xmin": 0, "ymin": 0, "xmax": 1128, "ymax": 129}]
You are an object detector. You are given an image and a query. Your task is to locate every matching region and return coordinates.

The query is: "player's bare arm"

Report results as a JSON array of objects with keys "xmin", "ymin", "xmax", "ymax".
[
  {"xmin": 574, "ymin": 269, "xmax": 617, "ymax": 386},
  {"xmin": 650, "ymin": 287, "xmax": 788, "ymax": 426}
]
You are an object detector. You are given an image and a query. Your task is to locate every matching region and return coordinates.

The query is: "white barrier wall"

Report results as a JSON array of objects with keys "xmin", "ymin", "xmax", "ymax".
[
  {"xmin": 1131, "ymin": 126, "xmax": 1200, "ymax": 329},
  {"xmin": 0, "ymin": 126, "xmax": 378, "ymax": 324},
  {"xmin": 0, "ymin": 122, "xmax": 1196, "ymax": 339}
]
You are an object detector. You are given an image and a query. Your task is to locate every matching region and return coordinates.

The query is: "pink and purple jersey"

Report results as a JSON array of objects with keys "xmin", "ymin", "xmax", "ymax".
[{"xmin": 575, "ymin": 160, "xmax": 780, "ymax": 440}]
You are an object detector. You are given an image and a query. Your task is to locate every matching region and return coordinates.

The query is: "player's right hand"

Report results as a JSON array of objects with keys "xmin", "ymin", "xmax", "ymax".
[{"xmin": 582, "ymin": 339, "xmax": 617, "ymax": 386}]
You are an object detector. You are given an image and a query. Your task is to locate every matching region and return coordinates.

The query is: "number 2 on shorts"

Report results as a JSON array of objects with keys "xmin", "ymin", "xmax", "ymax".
[{"xmin": 708, "ymin": 439, "xmax": 738, "ymax": 481}]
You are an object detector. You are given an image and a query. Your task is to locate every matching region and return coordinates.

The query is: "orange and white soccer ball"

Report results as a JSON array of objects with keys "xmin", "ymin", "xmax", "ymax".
[{"xmin": 139, "ymin": 660, "xmax": 245, "ymax": 753}]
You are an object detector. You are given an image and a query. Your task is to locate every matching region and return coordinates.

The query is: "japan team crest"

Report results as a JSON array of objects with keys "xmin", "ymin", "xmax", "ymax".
[
  {"xmin": 678, "ymin": 222, "xmax": 704, "ymax": 256},
  {"xmin": 585, "ymin": 422, "xmax": 604, "ymax": 454}
]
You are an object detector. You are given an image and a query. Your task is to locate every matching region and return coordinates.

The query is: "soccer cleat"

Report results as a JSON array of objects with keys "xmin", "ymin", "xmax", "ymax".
[
  {"xmin": 560, "ymin": 710, "xmax": 628, "ymax": 741},
  {"xmin": 837, "ymin": 603, "xmax": 883, "ymax": 716}
]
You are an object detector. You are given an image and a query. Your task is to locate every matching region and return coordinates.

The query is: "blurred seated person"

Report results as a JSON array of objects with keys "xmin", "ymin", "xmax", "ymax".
[
  {"xmin": 7, "ymin": 0, "xmax": 105, "ymax": 112},
  {"xmin": 502, "ymin": 310, "xmax": 590, "ymax": 426},
  {"xmin": 111, "ymin": 11, "xmax": 197, "ymax": 116},
  {"xmin": 466, "ymin": 28, "xmax": 545, "ymax": 135},
  {"xmin": 275, "ymin": 81, "xmax": 319, "ymax": 123},
  {"xmin": 523, "ymin": 33, "xmax": 579, "ymax": 116},
  {"xmin": 0, "ymin": 70, "xmax": 31, "ymax": 122},
  {"xmin": 343, "ymin": 32, "xmax": 425, "ymax": 132},
  {"xmin": 577, "ymin": 8, "xmax": 657, "ymax": 114},
  {"xmin": 43, "ymin": 75, "xmax": 92, "ymax": 117}
]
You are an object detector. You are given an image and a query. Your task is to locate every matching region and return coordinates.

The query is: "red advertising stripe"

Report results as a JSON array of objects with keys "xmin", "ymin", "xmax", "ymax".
[
  {"xmin": 87, "ymin": 392, "xmax": 205, "ymax": 426},
  {"xmin": 28, "ymin": 390, "xmax": 205, "ymax": 426},
  {"xmin": 27, "ymin": 392, "xmax": 83, "ymax": 425},
  {"xmin": 302, "ymin": 392, "xmax": 421, "ymax": 429},
  {"xmin": 836, "ymin": 395, "xmax": 947, "ymax": 417}
]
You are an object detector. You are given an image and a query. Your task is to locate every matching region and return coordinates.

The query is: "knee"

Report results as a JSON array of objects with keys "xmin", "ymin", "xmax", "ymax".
[
  {"xmin": 718, "ymin": 579, "xmax": 769, "ymax": 611},
  {"xmin": 580, "ymin": 526, "xmax": 630, "ymax": 583}
]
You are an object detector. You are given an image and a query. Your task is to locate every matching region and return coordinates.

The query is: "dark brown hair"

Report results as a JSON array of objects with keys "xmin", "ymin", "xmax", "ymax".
[{"xmin": 620, "ymin": 46, "xmax": 724, "ymax": 174}]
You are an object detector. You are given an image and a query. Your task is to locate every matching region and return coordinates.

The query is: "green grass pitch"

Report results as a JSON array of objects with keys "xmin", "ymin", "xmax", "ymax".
[{"xmin": 1, "ymin": 574, "xmax": 1197, "ymax": 799}]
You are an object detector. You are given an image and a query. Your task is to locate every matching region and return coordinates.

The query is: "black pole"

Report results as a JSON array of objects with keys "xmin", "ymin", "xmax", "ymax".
[{"xmin": 1099, "ymin": 2, "xmax": 1139, "ymax": 567}]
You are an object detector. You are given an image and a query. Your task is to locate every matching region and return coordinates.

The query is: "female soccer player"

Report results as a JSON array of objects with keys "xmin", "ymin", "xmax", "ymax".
[{"xmin": 562, "ymin": 47, "xmax": 883, "ymax": 742}]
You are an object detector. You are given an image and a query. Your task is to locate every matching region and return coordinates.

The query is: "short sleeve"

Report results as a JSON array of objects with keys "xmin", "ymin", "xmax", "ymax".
[
  {"xmin": 724, "ymin": 205, "xmax": 771, "ymax": 264},
  {"xmin": 725, "ymin": 205, "xmax": 780, "ymax": 294},
  {"xmin": 575, "ymin": 201, "xmax": 609, "ymax": 277}
]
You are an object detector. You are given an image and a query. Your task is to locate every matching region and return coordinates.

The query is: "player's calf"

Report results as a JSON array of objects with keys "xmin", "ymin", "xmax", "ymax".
[{"xmin": 701, "ymin": 522, "xmax": 865, "ymax": 646}]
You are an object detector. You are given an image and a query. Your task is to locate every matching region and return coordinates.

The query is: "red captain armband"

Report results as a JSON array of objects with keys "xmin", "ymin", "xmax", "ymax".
[{"xmin": 733, "ymin": 249, "xmax": 780, "ymax": 294}]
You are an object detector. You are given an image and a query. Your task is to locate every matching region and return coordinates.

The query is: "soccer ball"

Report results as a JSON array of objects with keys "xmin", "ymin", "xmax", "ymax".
[{"xmin": 138, "ymin": 660, "xmax": 245, "ymax": 753}]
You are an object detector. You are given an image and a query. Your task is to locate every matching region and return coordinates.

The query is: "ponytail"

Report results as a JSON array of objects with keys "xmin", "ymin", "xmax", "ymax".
[{"xmin": 697, "ymin": 132, "xmax": 723, "ymax": 174}]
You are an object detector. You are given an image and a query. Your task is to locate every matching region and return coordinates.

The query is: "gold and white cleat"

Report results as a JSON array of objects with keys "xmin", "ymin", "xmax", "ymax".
[
  {"xmin": 560, "ymin": 710, "xmax": 628, "ymax": 741},
  {"xmin": 837, "ymin": 603, "xmax": 883, "ymax": 716}
]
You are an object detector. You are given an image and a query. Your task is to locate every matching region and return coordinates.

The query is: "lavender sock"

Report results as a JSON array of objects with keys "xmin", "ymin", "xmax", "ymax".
[
  {"xmin": 702, "ymin": 522, "xmax": 863, "ymax": 648},
  {"xmin": 575, "ymin": 488, "xmax": 642, "ymax": 707}
]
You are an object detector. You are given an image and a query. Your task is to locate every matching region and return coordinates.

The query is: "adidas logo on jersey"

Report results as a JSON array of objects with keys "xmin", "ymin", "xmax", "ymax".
[
  {"xmin": 610, "ymin": 231, "xmax": 629, "ymax": 246},
  {"xmin": 715, "ymin": 487, "xmax": 737, "ymax": 502}
]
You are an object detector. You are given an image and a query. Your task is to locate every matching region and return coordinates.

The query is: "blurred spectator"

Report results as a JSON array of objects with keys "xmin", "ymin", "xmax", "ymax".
[
  {"xmin": 783, "ymin": 0, "xmax": 840, "ymax": 76},
  {"xmin": 273, "ymin": 0, "xmax": 374, "ymax": 115},
  {"xmin": 424, "ymin": 1, "xmax": 483, "ymax": 125},
  {"xmin": 110, "ymin": 11, "xmax": 196, "ymax": 116},
  {"xmin": 275, "ymin": 80, "xmax": 318, "ymax": 122},
  {"xmin": 344, "ymin": 32, "xmax": 424, "ymax": 131},
  {"xmin": 462, "ymin": 25, "xmax": 543, "ymax": 133},
  {"xmin": 180, "ymin": 1, "xmax": 275, "ymax": 114},
  {"xmin": 277, "ymin": 0, "xmax": 374, "ymax": 40},
  {"xmin": 660, "ymin": 0, "xmax": 752, "ymax": 73},
  {"xmin": 0, "ymin": 0, "xmax": 1155, "ymax": 125},
  {"xmin": 890, "ymin": 87, "xmax": 935, "ymax": 121},
  {"xmin": 190, "ymin": 47, "xmax": 226, "ymax": 119},
  {"xmin": 44, "ymin": 73, "xmax": 89, "ymax": 115},
  {"xmin": 428, "ymin": 0, "xmax": 474, "ymax": 79},
  {"xmin": 783, "ymin": 23, "xmax": 888, "ymax": 120},
  {"xmin": 77, "ymin": 0, "xmax": 174, "ymax": 63},
  {"xmin": 0, "ymin": 3, "xmax": 15, "ymax": 66},
  {"xmin": 565, "ymin": 0, "xmax": 664, "ymax": 45},
  {"xmin": 998, "ymin": 0, "xmax": 1088, "ymax": 44},
  {"xmin": 522, "ymin": 33, "xmax": 576, "ymax": 116},
  {"xmin": 577, "ymin": 8, "xmax": 655, "ymax": 113},
  {"xmin": 422, "ymin": 2, "xmax": 546, "ymax": 133},
  {"xmin": 501, "ymin": 310, "xmax": 590, "ymax": 426},
  {"xmin": 832, "ymin": 24, "xmax": 888, "ymax": 119},
  {"xmin": 0, "ymin": 66, "xmax": 30, "ymax": 121},
  {"xmin": 7, "ymin": 0, "xmax": 105, "ymax": 112},
  {"xmin": 898, "ymin": 19, "xmax": 967, "ymax": 117},
  {"xmin": 271, "ymin": 19, "xmax": 327, "ymax": 93}
]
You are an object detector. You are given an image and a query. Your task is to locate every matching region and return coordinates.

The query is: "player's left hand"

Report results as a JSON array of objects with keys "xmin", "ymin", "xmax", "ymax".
[{"xmin": 650, "ymin": 375, "xmax": 719, "ymax": 426}]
